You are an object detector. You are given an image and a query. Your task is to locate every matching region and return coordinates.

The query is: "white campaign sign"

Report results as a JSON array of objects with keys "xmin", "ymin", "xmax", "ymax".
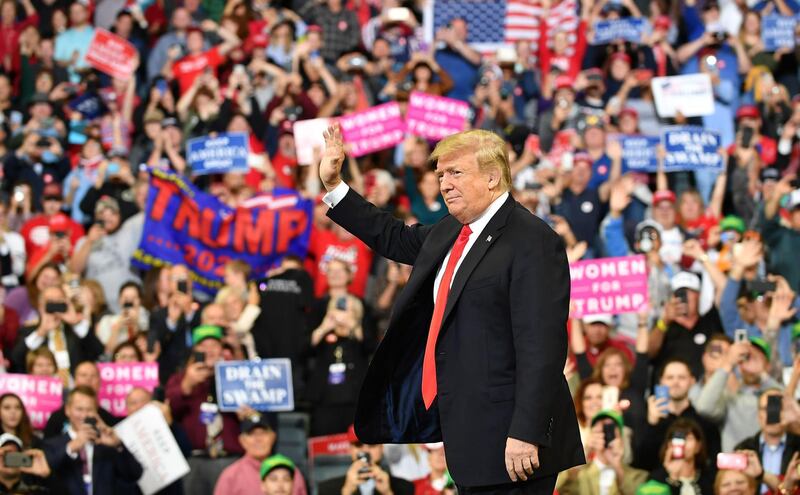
[
  {"xmin": 114, "ymin": 404, "xmax": 190, "ymax": 495},
  {"xmin": 651, "ymin": 74, "xmax": 715, "ymax": 118},
  {"xmin": 293, "ymin": 118, "xmax": 332, "ymax": 165}
]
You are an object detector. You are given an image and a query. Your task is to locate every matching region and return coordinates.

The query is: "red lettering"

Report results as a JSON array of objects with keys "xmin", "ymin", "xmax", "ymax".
[
  {"xmin": 233, "ymin": 209, "xmax": 274, "ymax": 255},
  {"xmin": 276, "ymin": 210, "xmax": 308, "ymax": 253},
  {"xmin": 173, "ymin": 199, "xmax": 200, "ymax": 239},
  {"xmin": 197, "ymin": 249, "xmax": 214, "ymax": 272},
  {"xmin": 200, "ymin": 208, "xmax": 219, "ymax": 248},
  {"xmin": 148, "ymin": 179, "xmax": 178, "ymax": 221},
  {"xmin": 214, "ymin": 256, "xmax": 231, "ymax": 277},
  {"xmin": 184, "ymin": 244, "xmax": 197, "ymax": 265}
]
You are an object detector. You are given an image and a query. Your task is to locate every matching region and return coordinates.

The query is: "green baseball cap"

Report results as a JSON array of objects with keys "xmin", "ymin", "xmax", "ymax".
[
  {"xmin": 192, "ymin": 325, "xmax": 223, "ymax": 346},
  {"xmin": 792, "ymin": 322, "xmax": 800, "ymax": 341},
  {"xmin": 590, "ymin": 409, "xmax": 624, "ymax": 432},
  {"xmin": 749, "ymin": 336, "xmax": 772, "ymax": 360},
  {"xmin": 719, "ymin": 215, "xmax": 745, "ymax": 234},
  {"xmin": 637, "ymin": 480, "xmax": 672, "ymax": 495},
  {"xmin": 260, "ymin": 454, "xmax": 296, "ymax": 479}
]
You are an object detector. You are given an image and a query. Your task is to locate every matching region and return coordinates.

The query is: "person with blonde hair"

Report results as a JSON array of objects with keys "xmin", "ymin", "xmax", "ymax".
[{"xmin": 318, "ymin": 124, "xmax": 583, "ymax": 493}]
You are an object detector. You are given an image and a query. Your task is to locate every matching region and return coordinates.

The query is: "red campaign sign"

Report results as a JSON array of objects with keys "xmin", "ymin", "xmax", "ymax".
[
  {"xmin": 86, "ymin": 28, "xmax": 137, "ymax": 80},
  {"xmin": 308, "ymin": 433, "xmax": 351, "ymax": 459}
]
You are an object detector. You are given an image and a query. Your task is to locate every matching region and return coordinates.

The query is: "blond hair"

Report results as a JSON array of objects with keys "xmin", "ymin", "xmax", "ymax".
[{"xmin": 428, "ymin": 130, "xmax": 512, "ymax": 192}]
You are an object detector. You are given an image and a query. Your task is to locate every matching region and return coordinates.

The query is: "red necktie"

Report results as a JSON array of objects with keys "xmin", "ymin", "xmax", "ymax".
[{"xmin": 422, "ymin": 224, "xmax": 472, "ymax": 409}]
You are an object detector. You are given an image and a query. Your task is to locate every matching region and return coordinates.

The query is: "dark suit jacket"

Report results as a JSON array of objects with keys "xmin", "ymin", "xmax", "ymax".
[
  {"xmin": 327, "ymin": 189, "xmax": 585, "ymax": 487},
  {"xmin": 43, "ymin": 433, "xmax": 143, "ymax": 495},
  {"xmin": 735, "ymin": 431, "xmax": 800, "ymax": 486},
  {"xmin": 317, "ymin": 474, "xmax": 414, "ymax": 495},
  {"xmin": 11, "ymin": 324, "xmax": 103, "ymax": 375},
  {"xmin": 149, "ymin": 304, "xmax": 203, "ymax": 385}
]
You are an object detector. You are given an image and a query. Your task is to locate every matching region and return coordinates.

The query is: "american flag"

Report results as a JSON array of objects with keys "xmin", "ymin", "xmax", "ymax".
[{"xmin": 425, "ymin": 0, "xmax": 579, "ymax": 59}]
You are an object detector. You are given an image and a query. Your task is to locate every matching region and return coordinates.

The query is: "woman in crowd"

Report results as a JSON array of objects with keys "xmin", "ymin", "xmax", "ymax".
[
  {"xmin": 25, "ymin": 347, "xmax": 57, "ymax": 377},
  {"xmin": 307, "ymin": 259, "xmax": 375, "ymax": 436},
  {"xmin": 5, "ymin": 263, "xmax": 60, "ymax": 326},
  {"xmin": 95, "ymin": 281, "xmax": 149, "ymax": 357},
  {"xmin": 111, "ymin": 341, "xmax": 143, "ymax": 363},
  {"xmin": 0, "ymin": 393, "xmax": 37, "ymax": 447},
  {"xmin": 649, "ymin": 418, "xmax": 715, "ymax": 494}
]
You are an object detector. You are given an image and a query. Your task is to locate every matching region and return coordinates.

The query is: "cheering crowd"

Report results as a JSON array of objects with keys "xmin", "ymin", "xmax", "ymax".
[{"xmin": 0, "ymin": 0, "xmax": 796, "ymax": 493}]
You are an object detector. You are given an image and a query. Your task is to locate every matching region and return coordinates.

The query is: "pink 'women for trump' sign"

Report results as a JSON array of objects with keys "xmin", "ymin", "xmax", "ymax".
[
  {"xmin": 0, "ymin": 374, "xmax": 63, "ymax": 429},
  {"xmin": 98, "ymin": 362, "xmax": 159, "ymax": 417},
  {"xmin": 569, "ymin": 255, "xmax": 649, "ymax": 318},
  {"xmin": 338, "ymin": 102, "xmax": 405, "ymax": 157},
  {"xmin": 406, "ymin": 92, "xmax": 470, "ymax": 141}
]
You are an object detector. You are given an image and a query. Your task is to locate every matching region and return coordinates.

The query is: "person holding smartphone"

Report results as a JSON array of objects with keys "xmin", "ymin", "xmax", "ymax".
[
  {"xmin": 733, "ymin": 390, "xmax": 800, "ymax": 493},
  {"xmin": 559, "ymin": 410, "xmax": 647, "ymax": 494},
  {"xmin": 307, "ymin": 259, "xmax": 375, "ymax": 436},
  {"xmin": 0, "ymin": 433, "xmax": 50, "ymax": 493},
  {"xmin": 95, "ymin": 281, "xmax": 150, "ymax": 358},
  {"xmin": 648, "ymin": 418, "xmax": 714, "ymax": 494}
]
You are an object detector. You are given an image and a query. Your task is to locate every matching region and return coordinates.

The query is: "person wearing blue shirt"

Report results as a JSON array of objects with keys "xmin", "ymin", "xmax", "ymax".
[
  {"xmin": 54, "ymin": 2, "xmax": 96, "ymax": 83},
  {"xmin": 433, "ymin": 18, "xmax": 481, "ymax": 102}
]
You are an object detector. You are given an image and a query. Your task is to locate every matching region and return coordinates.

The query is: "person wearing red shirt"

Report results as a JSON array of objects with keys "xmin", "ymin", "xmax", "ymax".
[
  {"xmin": 726, "ymin": 105, "xmax": 777, "ymax": 166},
  {"xmin": 413, "ymin": 443, "xmax": 451, "ymax": 495},
  {"xmin": 578, "ymin": 314, "xmax": 635, "ymax": 368},
  {"xmin": 166, "ymin": 25, "xmax": 241, "ymax": 95},
  {"xmin": 25, "ymin": 213, "xmax": 77, "ymax": 276},
  {"xmin": 19, "ymin": 183, "xmax": 84, "ymax": 267},
  {"xmin": 305, "ymin": 223, "xmax": 373, "ymax": 299}
]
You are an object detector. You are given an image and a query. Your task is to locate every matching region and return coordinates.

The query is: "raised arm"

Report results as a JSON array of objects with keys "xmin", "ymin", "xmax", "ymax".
[{"xmin": 319, "ymin": 124, "xmax": 433, "ymax": 264}]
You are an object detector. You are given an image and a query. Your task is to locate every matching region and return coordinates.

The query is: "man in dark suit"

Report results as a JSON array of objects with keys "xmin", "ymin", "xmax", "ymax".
[
  {"xmin": 318, "ymin": 125, "xmax": 584, "ymax": 493},
  {"xmin": 43, "ymin": 361, "xmax": 119, "ymax": 438},
  {"xmin": 43, "ymin": 385, "xmax": 143, "ymax": 495},
  {"xmin": 317, "ymin": 425, "xmax": 414, "ymax": 495},
  {"xmin": 149, "ymin": 264, "xmax": 204, "ymax": 384},
  {"xmin": 734, "ymin": 389, "xmax": 800, "ymax": 491},
  {"xmin": 11, "ymin": 286, "xmax": 103, "ymax": 377}
]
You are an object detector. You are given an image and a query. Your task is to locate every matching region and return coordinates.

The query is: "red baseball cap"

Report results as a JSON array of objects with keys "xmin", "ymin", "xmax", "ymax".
[
  {"xmin": 554, "ymin": 75, "xmax": 575, "ymax": 92},
  {"xmin": 619, "ymin": 107, "xmax": 639, "ymax": 119},
  {"xmin": 346, "ymin": 425, "xmax": 359, "ymax": 444},
  {"xmin": 735, "ymin": 104, "xmax": 760, "ymax": 121},
  {"xmin": 574, "ymin": 152, "xmax": 593, "ymax": 166},
  {"xmin": 42, "ymin": 182, "xmax": 63, "ymax": 198},
  {"xmin": 609, "ymin": 52, "xmax": 632, "ymax": 65},
  {"xmin": 654, "ymin": 16, "xmax": 671, "ymax": 31},
  {"xmin": 49, "ymin": 213, "xmax": 70, "ymax": 233},
  {"xmin": 653, "ymin": 190, "xmax": 676, "ymax": 205}
]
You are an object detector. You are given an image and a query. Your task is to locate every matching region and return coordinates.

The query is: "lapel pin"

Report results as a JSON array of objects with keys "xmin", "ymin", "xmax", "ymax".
[{"xmin": 486, "ymin": 235, "xmax": 492, "ymax": 243}]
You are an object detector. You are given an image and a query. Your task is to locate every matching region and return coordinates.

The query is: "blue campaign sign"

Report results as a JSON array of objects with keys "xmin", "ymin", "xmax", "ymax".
[
  {"xmin": 592, "ymin": 18, "xmax": 649, "ymax": 45},
  {"xmin": 661, "ymin": 126, "xmax": 722, "ymax": 171},
  {"xmin": 762, "ymin": 15, "xmax": 796, "ymax": 52},
  {"xmin": 620, "ymin": 135, "xmax": 660, "ymax": 172},
  {"xmin": 186, "ymin": 132, "xmax": 250, "ymax": 175},
  {"xmin": 215, "ymin": 359, "xmax": 294, "ymax": 412}
]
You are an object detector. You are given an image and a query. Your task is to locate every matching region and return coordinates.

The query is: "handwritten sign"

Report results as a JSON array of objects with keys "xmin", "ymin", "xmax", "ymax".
[
  {"xmin": 662, "ymin": 126, "xmax": 722, "ymax": 171},
  {"xmin": 406, "ymin": 92, "xmax": 470, "ymax": 141},
  {"xmin": 592, "ymin": 18, "xmax": 649, "ymax": 45},
  {"xmin": 338, "ymin": 103, "xmax": 405, "ymax": 157},
  {"xmin": 215, "ymin": 359, "xmax": 294, "ymax": 412},
  {"xmin": 651, "ymin": 74, "xmax": 715, "ymax": 118},
  {"xmin": 115, "ymin": 404, "xmax": 190, "ymax": 495},
  {"xmin": 85, "ymin": 28, "xmax": 138, "ymax": 80},
  {"xmin": 0, "ymin": 374, "xmax": 62, "ymax": 429},
  {"xmin": 97, "ymin": 363, "xmax": 159, "ymax": 417},
  {"xmin": 569, "ymin": 255, "xmax": 649, "ymax": 318},
  {"xmin": 186, "ymin": 132, "xmax": 250, "ymax": 175}
]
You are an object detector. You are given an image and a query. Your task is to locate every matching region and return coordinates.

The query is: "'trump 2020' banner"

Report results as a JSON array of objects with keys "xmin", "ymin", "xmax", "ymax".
[{"xmin": 133, "ymin": 169, "xmax": 313, "ymax": 293}]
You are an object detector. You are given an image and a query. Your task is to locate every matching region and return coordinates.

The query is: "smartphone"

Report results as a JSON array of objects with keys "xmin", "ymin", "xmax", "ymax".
[
  {"xmin": 176, "ymin": 279, "xmax": 188, "ymax": 294},
  {"xmin": 767, "ymin": 395, "xmax": 782, "ymax": 425},
  {"xmin": 84, "ymin": 416, "xmax": 100, "ymax": 435},
  {"xmin": 122, "ymin": 301, "xmax": 134, "ymax": 309},
  {"xmin": 741, "ymin": 126, "xmax": 755, "ymax": 149},
  {"xmin": 601, "ymin": 386, "xmax": 619, "ymax": 411},
  {"xmin": 107, "ymin": 162, "xmax": 120, "ymax": 175},
  {"xmin": 387, "ymin": 7, "xmax": 411, "ymax": 22},
  {"xmin": 654, "ymin": 385, "xmax": 670, "ymax": 406},
  {"xmin": 336, "ymin": 297, "xmax": 347, "ymax": 311},
  {"xmin": 602, "ymin": 421, "xmax": 616, "ymax": 448},
  {"xmin": 746, "ymin": 279, "xmax": 777, "ymax": 294},
  {"xmin": 671, "ymin": 431, "xmax": 686, "ymax": 460},
  {"xmin": 357, "ymin": 451, "xmax": 372, "ymax": 474},
  {"xmin": 156, "ymin": 79, "xmax": 168, "ymax": 96},
  {"xmin": 45, "ymin": 301, "xmax": 68, "ymax": 314},
  {"xmin": 675, "ymin": 288, "xmax": 688, "ymax": 305},
  {"xmin": 717, "ymin": 452, "xmax": 748, "ymax": 470},
  {"xmin": 3, "ymin": 452, "xmax": 32, "ymax": 468},
  {"xmin": 734, "ymin": 328, "xmax": 749, "ymax": 344},
  {"xmin": 193, "ymin": 351, "xmax": 206, "ymax": 364}
]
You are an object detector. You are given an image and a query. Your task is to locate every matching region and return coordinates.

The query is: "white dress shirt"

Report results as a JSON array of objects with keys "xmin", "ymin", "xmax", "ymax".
[
  {"xmin": 323, "ymin": 182, "xmax": 510, "ymax": 300},
  {"xmin": 66, "ymin": 427, "xmax": 93, "ymax": 487}
]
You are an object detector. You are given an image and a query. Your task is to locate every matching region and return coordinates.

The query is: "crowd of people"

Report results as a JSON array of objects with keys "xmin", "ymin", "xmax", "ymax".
[{"xmin": 0, "ymin": 0, "xmax": 796, "ymax": 493}]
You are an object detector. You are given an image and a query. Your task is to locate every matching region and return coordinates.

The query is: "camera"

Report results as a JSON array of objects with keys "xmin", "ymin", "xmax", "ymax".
[
  {"xmin": 3, "ymin": 452, "xmax": 32, "ymax": 468},
  {"xmin": 356, "ymin": 451, "xmax": 372, "ymax": 475},
  {"xmin": 193, "ymin": 351, "xmax": 206, "ymax": 364},
  {"xmin": 176, "ymin": 279, "xmax": 189, "ymax": 294},
  {"xmin": 284, "ymin": 106, "xmax": 302, "ymax": 122},
  {"xmin": 45, "ymin": 301, "xmax": 68, "ymax": 314}
]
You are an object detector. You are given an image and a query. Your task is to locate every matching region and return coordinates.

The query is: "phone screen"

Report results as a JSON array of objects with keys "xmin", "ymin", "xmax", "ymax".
[{"xmin": 766, "ymin": 395, "xmax": 782, "ymax": 425}]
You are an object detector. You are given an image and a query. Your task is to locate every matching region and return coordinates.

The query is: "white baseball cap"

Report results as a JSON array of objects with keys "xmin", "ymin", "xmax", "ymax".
[
  {"xmin": 671, "ymin": 271, "xmax": 701, "ymax": 292},
  {"xmin": 583, "ymin": 314, "xmax": 614, "ymax": 326},
  {"xmin": 424, "ymin": 443, "xmax": 444, "ymax": 450}
]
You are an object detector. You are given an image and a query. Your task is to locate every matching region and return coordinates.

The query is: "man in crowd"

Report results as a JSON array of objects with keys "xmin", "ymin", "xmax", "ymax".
[
  {"xmin": 213, "ymin": 413, "xmax": 307, "ymax": 495},
  {"xmin": 318, "ymin": 426, "xmax": 414, "ymax": 495},
  {"xmin": 0, "ymin": 433, "xmax": 50, "ymax": 492},
  {"xmin": 43, "ymin": 386, "xmax": 142, "ymax": 494},
  {"xmin": 166, "ymin": 325, "xmax": 242, "ymax": 495},
  {"xmin": 43, "ymin": 360, "xmax": 118, "ymax": 438}
]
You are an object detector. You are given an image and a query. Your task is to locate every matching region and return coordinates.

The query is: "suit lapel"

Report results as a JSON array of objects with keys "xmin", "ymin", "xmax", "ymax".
[
  {"xmin": 400, "ymin": 217, "xmax": 461, "ymax": 301},
  {"xmin": 441, "ymin": 195, "xmax": 516, "ymax": 325}
]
